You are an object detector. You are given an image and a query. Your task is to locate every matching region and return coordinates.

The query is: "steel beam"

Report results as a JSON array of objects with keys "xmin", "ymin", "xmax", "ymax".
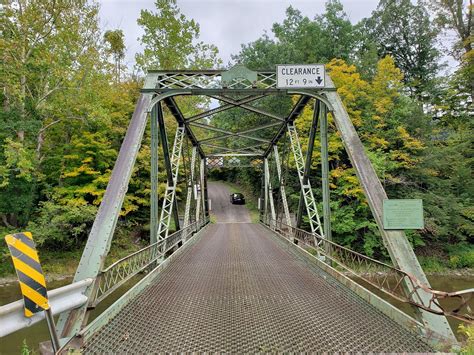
[
  {"xmin": 157, "ymin": 125, "xmax": 185, "ymax": 242},
  {"xmin": 56, "ymin": 94, "xmax": 152, "ymax": 337},
  {"xmin": 190, "ymin": 122, "xmax": 271, "ymax": 144},
  {"xmin": 183, "ymin": 146, "xmax": 197, "ymax": 230},
  {"xmin": 320, "ymin": 102, "xmax": 332, "ymax": 245},
  {"xmin": 150, "ymin": 104, "xmax": 160, "ymax": 244},
  {"xmin": 273, "ymin": 145, "xmax": 292, "ymax": 226},
  {"xmin": 208, "ymin": 153, "xmax": 263, "ymax": 157},
  {"xmin": 201, "ymin": 143, "xmax": 264, "ymax": 155},
  {"xmin": 211, "ymin": 95, "xmax": 285, "ymax": 121},
  {"xmin": 185, "ymin": 95, "xmax": 267, "ymax": 122},
  {"xmin": 287, "ymin": 123, "xmax": 324, "ymax": 238},
  {"xmin": 163, "ymin": 97, "xmax": 205, "ymax": 157},
  {"xmin": 296, "ymin": 100, "xmax": 320, "ymax": 228},
  {"xmin": 196, "ymin": 159, "xmax": 205, "ymax": 223},
  {"xmin": 157, "ymin": 104, "xmax": 181, "ymax": 232},
  {"xmin": 202, "ymin": 158, "xmax": 209, "ymax": 217},
  {"xmin": 264, "ymin": 157, "xmax": 276, "ymax": 222}
]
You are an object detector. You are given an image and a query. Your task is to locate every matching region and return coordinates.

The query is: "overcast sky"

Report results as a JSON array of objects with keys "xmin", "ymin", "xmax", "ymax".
[{"xmin": 98, "ymin": 0, "xmax": 379, "ymax": 68}]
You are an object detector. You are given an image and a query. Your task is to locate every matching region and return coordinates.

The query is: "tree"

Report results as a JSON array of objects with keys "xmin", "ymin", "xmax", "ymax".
[
  {"xmin": 135, "ymin": 0, "xmax": 219, "ymax": 72},
  {"xmin": 1, "ymin": 0, "xmax": 106, "ymax": 227},
  {"xmin": 104, "ymin": 30, "xmax": 126, "ymax": 82},
  {"xmin": 364, "ymin": 0, "xmax": 441, "ymax": 98},
  {"xmin": 427, "ymin": 0, "xmax": 473, "ymax": 100},
  {"xmin": 235, "ymin": 1, "xmax": 355, "ymax": 68}
]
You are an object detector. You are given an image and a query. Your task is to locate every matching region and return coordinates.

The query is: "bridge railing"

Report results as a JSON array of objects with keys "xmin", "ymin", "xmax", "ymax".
[
  {"xmin": 263, "ymin": 217, "xmax": 473, "ymax": 324},
  {"xmin": 93, "ymin": 218, "xmax": 209, "ymax": 306}
]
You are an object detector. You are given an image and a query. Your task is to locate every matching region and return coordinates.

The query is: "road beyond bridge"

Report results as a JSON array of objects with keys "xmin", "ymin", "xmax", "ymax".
[{"xmin": 81, "ymin": 182, "xmax": 432, "ymax": 353}]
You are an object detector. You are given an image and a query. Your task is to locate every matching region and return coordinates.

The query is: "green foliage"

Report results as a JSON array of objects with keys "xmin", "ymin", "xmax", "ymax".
[
  {"xmin": 235, "ymin": 1, "xmax": 355, "ymax": 68},
  {"xmin": 458, "ymin": 323, "xmax": 474, "ymax": 354},
  {"xmin": 104, "ymin": 29, "xmax": 126, "ymax": 82},
  {"xmin": 446, "ymin": 244, "xmax": 474, "ymax": 269},
  {"xmin": 364, "ymin": 0, "xmax": 440, "ymax": 97},
  {"xmin": 135, "ymin": 0, "xmax": 220, "ymax": 71},
  {"xmin": 27, "ymin": 201, "xmax": 97, "ymax": 249},
  {"xmin": 20, "ymin": 339, "xmax": 30, "ymax": 355}
]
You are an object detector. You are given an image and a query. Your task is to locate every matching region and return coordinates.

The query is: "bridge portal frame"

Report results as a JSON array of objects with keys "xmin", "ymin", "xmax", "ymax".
[{"xmin": 56, "ymin": 66, "xmax": 455, "ymax": 342}]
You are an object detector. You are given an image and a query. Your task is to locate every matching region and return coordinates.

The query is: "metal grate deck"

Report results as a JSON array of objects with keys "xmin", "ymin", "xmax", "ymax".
[{"xmin": 82, "ymin": 223, "xmax": 432, "ymax": 353}]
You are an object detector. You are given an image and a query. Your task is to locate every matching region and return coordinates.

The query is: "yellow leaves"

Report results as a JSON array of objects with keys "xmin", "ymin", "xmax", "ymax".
[
  {"xmin": 397, "ymin": 126, "xmax": 424, "ymax": 151},
  {"xmin": 390, "ymin": 150, "xmax": 420, "ymax": 168},
  {"xmin": 371, "ymin": 56, "xmax": 403, "ymax": 117},
  {"xmin": 327, "ymin": 59, "xmax": 370, "ymax": 129},
  {"xmin": 368, "ymin": 136, "xmax": 389, "ymax": 149}
]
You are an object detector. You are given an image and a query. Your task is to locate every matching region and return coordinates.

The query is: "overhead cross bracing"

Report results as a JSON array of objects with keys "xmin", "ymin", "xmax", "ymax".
[{"xmin": 162, "ymin": 95, "xmax": 307, "ymax": 159}]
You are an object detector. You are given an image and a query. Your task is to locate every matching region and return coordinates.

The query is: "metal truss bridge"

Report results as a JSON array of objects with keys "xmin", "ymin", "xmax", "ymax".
[{"xmin": 1, "ymin": 65, "xmax": 472, "ymax": 353}]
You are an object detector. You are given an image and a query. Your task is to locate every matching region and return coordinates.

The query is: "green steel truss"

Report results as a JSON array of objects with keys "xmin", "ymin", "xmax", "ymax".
[{"xmin": 55, "ymin": 65, "xmax": 456, "ymax": 343}]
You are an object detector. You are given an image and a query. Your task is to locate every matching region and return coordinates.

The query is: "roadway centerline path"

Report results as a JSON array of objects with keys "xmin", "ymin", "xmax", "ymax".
[{"xmin": 82, "ymin": 182, "xmax": 432, "ymax": 353}]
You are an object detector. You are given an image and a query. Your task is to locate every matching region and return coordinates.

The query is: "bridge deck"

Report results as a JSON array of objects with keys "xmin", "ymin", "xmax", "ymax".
[{"xmin": 82, "ymin": 222, "xmax": 431, "ymax": 353}]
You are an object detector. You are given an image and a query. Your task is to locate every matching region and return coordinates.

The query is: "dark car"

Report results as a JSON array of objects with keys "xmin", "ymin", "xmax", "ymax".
[{"xmin": 230, "ymin": 193, "xmax": 245, "ymax": 205}]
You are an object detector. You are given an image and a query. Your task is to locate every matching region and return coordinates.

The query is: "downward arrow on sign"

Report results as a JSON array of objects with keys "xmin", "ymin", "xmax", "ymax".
[{"xmin": 315, "ymin": 77, "xmax": 323, "ymax": 85}]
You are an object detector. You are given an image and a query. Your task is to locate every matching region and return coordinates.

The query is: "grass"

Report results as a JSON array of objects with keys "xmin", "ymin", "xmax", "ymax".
[{"xmin": 217, "ymin": 180, "xmax": 261, "ymax": 223}]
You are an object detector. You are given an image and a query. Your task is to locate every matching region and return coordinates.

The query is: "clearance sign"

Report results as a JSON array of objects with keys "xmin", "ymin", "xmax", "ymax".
[
  {"xmin": 5, "ymin": 232, "xmax": 50, "ymax": 317},
  {"xmin": 276, "ymin": 64, "xmax": 325, "ymax": 89}
]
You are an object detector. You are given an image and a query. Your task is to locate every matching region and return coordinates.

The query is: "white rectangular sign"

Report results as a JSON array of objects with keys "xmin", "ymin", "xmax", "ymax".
[{"xmin": 276, "ymin": 64, "xmax": 325, "ymax": 89}]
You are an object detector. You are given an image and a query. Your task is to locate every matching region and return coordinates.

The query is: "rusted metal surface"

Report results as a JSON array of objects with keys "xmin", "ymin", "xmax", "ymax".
[{"xmin": 82, "ymin": 223, "xmax": 432, "ymax": 353}]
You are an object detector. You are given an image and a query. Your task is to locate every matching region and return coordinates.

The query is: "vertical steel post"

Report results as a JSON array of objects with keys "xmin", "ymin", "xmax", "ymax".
[
  {"xmin": 198, "ymin": 158, "xmax": 206, "ymax": 221},
  {"xmin": 259, "ymin": 162, "xmax": 265, "ymax": 222},
  {"xmin": 183, "ymin": 146, "xmax": 197, "ymax": 229},
  {"xmin": 296, "ymin": 100, "xmax": 320, "ymax": 228},
  {"xmin": 264, "ymin": 157, "xmax": 276, "ymax": 222},
  {"xmin": 157, "ymin": 105, "xmax": 181, "ymax": 231},
  {"xmin": 203, "ymin": 159, "xmax": 210, "ymax": 218},
  {"xmin": 196, "ymin": 158, "xmax": 205, "ymax": 221},
  {"xmin": 156, "ymin": 125, "xmax": 185, "ymax": 243},
  {"xmin": 150, "ymin": 104, "xmax": 160, "ymax": 244},
  {"xmin": 288, "ymin": 122, "xmax": 324, "ymax": 238},
  {"xmin": 273, "ymin": 145, "xmax": 292, "ymax": 226},
  {"xmin": 45, "ymin": 308, "xmax": 60, "ymax": 353},
  {"xmin": 320, "ymin": 102, "xmax": 332, "ymax": 257}
]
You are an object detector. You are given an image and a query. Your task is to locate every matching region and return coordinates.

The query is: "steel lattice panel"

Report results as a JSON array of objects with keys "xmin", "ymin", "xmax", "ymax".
[{"xmin": 82, "ymin": 223, "xmax": 432, "ymax": 353}]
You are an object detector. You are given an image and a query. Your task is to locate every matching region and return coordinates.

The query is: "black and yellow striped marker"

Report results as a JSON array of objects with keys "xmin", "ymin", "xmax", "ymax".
[{"xmin": 5, "ymin": 232, "xmax": 50, "ymax": 317}]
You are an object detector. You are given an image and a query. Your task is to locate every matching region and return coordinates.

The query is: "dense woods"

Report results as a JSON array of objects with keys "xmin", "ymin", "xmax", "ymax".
[{"xmin": 0, "ymin": 0, "xmax": 472, "ymax": 275}]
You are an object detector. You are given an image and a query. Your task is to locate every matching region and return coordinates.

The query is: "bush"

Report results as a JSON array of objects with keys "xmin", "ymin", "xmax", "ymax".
[
  {"xmin": 446, "ymin": 244, "xmax": 474, "ymax": 269},
  {"xmin": 27, "ymin": 201, "xmax": 97, "ymax": 250}
]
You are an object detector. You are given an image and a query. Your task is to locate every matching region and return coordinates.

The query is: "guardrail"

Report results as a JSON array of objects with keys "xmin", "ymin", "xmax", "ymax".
[
  {"xmin": 0, "ymin": 278, "xmax": 93, "ymax": 337},
  {"xmin": 263, "ymin": 217, "xmax": 473, "ymax": 324},
  {"xmin": 93, "ymin": 218, "xmax": 209, "ymax": 305}
]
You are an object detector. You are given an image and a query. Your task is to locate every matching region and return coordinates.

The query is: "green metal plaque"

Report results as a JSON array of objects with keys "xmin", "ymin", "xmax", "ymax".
[
  {"xmin": 221, "ymin": 64, "xmax": 257, "ymax": 87},
  {"xmin": 383, "ymin": 199, "xmax": 424, "ymax": 230}
]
